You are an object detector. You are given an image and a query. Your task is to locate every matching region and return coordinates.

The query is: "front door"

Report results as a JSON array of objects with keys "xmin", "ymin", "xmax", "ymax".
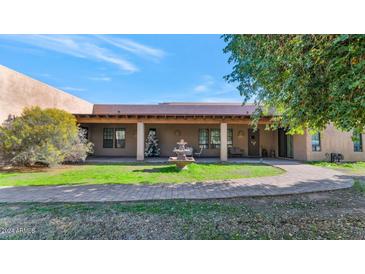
[
  {"xmin": 278, "ymin": 128, "xmax": 293, "ymax": 158},
  {"xmin": 248, "ymin": 128, "xmax": 260, "ymax": 157}
]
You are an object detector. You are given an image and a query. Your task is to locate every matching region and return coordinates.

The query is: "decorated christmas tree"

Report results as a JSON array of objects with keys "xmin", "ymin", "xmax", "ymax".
[{"xmin": 144, "ymin": 130, "xmax": 160, "ymax": 157}]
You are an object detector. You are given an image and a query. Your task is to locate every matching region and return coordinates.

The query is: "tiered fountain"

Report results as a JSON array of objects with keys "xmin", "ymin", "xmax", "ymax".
[{"xmin": 168, "ymin": 139, "xmax": 196, "ymax": 170}]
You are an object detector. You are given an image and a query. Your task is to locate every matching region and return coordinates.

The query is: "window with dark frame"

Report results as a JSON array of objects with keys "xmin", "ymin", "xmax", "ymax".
[
  {"xmin": 115, "ymin": 128, "xmax": 126, "ymax": 148},
  {"xmin": 210, "ymin": 128, "xmax": 220, "ymax": 149},
  {"xmin": 227, "ymin": 128, "xmax": 233, "ymax": 148},
  {"xmin": 103, "ymin": 128, "xmax": 114, "ymax": 148},
  {"xmin": 311, "ymin": 132, "xmax": 321, "ymax": 151},
  {"xmin": 198, "ymin": 129, "xmax": 209, "ymax": 149},
  {"xmin": 199, "ymin": 128, "xmax": 232, "ymax": 149},
  {"xmin": 354, "ymin": 133, "xmax": 363, "ymax": 152}
]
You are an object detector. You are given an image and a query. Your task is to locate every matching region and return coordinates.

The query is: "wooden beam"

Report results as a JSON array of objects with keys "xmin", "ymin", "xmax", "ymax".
[{"xmin": 75, "ymin": 116, "xmax": 272, "ymax": 125}]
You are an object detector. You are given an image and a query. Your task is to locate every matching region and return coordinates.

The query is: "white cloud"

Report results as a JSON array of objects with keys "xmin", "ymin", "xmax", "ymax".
[
  {"xmin": 84, "ymin": 42, "xmax": 138, "ymax": 72},
  {"xmin": 194, "ymin": 74, "xmax": 238, "ymax": 95},
  {"xmin": 214, "ymin": 82, "xmax": 237, "ymax": 95},
  {"xmin": 193, "ymin": 74, "xmax": 214, "ymax": 92},
  {"xmin": 190, "ymin": 74, "xmax": 242, "ymax": 102},
  {"xmin": 1, "ymin": 35, "xmax": 138, "ymax": 73},
  {"xmin": 1, "ymin": 35, "xmax": 168, "ymax": 73},
  {"xmin": 89, "ymin": 76, "xmax": 112, "ymax": 81},
  {"xmin": 97, "ymin": 36, "xmax": 166, "ymax": 61},
  {"xmin": 194, "ymin": 84, "xmax": 208, "ymax": 92},
  {"xmin": 61, "ymin": 86, "xmax": 86, "ymax": 92}
]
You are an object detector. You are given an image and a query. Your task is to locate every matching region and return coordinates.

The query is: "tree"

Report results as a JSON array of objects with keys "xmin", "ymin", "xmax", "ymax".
[
  {"xmin": 144, "ymin": 130, "xmax": 160, "ymax": 157},
  {"xmin": 223, "ymin": 34, "xmax": 365, "ymax": 134},
  {"xmin": 0, "ymin": 107, "xmax": 93, "ymax": 166}
]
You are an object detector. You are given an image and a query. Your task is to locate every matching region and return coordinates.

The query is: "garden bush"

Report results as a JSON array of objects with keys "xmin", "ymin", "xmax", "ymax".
[{"xmin": 0, "ymin": 107, "xmax": 93, "ymax": 167}]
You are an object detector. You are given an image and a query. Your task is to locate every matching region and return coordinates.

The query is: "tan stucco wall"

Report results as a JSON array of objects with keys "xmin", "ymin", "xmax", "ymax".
[
  {"xmin": 84, "ymin": 123, "xmax": 279, "ymax": 158},
  {"xmin": 0, "ymin": 65, "xmax": 93, "ymax": 122},
  {"xmin": 86, "ymin": 124, "xmax": 138, "ymax": 157},
  {"xmin": 306, "ymin": 124, "xmax": 365, "ymax": 161},
  {"xmin": 259, "ymin": 125, "xmax": 278, "ymax": 156},
  {"xmin": 293, "ymin": 133, "xmax": 308, "ymax": 161}
]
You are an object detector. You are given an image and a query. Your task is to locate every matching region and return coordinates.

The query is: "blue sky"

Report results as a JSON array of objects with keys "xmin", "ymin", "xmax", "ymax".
[{"xmin": 0, "ymin": 34, "xmax": 242, "ymax": 104}]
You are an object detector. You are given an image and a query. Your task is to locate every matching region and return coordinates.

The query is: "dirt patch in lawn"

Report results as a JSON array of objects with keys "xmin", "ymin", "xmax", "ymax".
[
  {"xmin": 0, "ymin": 165, "xmax": 77, "ymax": 174},
  {"xmin": 1, "ymin": 188, "xmax": 365, "ymax": 239}
]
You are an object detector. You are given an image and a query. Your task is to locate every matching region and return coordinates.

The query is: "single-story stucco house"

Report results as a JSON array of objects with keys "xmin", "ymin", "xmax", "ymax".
[{"xmin": 1, "ymin": 65, "xmax": 364, "ymax": 162}]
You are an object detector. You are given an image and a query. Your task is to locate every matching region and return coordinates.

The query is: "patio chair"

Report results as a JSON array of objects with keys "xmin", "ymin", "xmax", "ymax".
[{"xmin": 194, "ymin": 147, "xmax": 204, "ymax": 157}]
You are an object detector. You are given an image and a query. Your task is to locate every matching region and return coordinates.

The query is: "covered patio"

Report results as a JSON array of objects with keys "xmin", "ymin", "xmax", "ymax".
[
  {"xmin": 75, "ymin": 103, "xmax": 300, "ymax": 161},
  {"xmin": 76, "ymin": 116, "xmax": 287, "ymax": 162}
]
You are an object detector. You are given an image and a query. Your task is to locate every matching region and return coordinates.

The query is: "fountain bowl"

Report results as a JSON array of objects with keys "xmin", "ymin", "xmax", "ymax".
[{"xmin": 168, "ymin": 156, "xmax": 195, "ymax": 170}]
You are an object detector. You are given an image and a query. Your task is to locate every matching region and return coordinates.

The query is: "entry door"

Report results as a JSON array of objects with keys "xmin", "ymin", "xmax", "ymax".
[
  {"xmin": 248, "ymin": 128, "xmax": 260, "ymax": 157},
  {"xmin": 278, "ymin": 128, "xmax": 293, "ymax": 158}
]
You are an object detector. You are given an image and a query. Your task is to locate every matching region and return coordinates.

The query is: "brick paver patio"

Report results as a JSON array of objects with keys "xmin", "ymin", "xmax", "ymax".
[{"xmin": 0, "ymin": 159, "xmax": 354, "ymax": 202}]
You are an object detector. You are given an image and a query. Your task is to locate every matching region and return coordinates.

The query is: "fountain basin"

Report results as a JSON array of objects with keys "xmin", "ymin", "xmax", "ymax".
[{"xmin": 168, "ymin": 156, "xmax": 195, "ymax": 170}]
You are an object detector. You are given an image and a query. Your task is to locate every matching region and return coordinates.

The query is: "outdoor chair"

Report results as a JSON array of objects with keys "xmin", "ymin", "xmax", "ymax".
[
  {"xmin": 194, "ymin": 147, "xmax": 204, "ymax": 157},
  {"xmin": 325, "ymin": 152, "xmax": 344, "ymax": 163}
]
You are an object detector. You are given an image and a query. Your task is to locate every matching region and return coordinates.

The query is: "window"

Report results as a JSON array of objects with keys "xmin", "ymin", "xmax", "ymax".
[
  {"xmin": 103, "ymin": 128, "xmax": 114, "ymax": 148},
  {"xmin": 311, "ymin": 132, "xmax": 321, "ymax": 151},
  {"xmin": 227, "ymin": 128, "xmax": 233, "ymax": 148},
  {"xmin": 210, "ymin": 128, "xmax": 220, "ymax": 149},
  {"xmin": 115, "ymin": 128, "xmax": 126, "ymax": 148},
  {"xmin": 103, "ymin": 128, "xmax": 126, "ymax": 148},
  {"xmin": 198, "ymin": 129, "xmax": 209, "ymax": 149},
  {"xmin": 199, "ymin": 128, "xmax": 230, "ymax": 149},
  {"xmin": 354, "ymin": 133, "xmax": 363, "ymax": 152}
]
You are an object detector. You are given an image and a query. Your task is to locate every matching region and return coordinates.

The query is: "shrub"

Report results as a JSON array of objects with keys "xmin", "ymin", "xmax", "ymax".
[{"xmin": 0, "ymin": 107, "xmax": 93, "ymax": 167}]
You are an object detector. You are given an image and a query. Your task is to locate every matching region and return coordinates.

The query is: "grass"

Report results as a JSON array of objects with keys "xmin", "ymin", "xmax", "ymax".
[
  {"xmin": 310, "ymin": 161, "xmax": 365, "ymax": 174},
  {"xmin": 353, "ymin": 180, "xmax": 365, "ymax": 193},
  {"xmin": 1, "ymin": 189, "xmax": 365, "ymax": 239},
  {"xmin": 0, "ymin": 163, "xmax": 284, "ymax": 186}
]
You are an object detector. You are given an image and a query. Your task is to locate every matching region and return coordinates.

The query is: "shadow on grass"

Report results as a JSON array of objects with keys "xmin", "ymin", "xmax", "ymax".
[
  {"xmin": 133, "ymin": 166, "xmax": 180, "ymax": 173},
  {"xmin": 83, "ymin": 162, "xmax": 269, "ymax": 167}
]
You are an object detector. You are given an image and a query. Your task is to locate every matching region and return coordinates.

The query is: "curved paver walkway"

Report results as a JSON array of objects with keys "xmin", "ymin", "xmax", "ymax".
[{"xmin": 0, "ymin": 160, "xmax": 354, "ymax": 202}]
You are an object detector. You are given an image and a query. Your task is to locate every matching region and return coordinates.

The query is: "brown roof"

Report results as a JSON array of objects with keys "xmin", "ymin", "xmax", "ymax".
[{"xmin": 91, "ymin": 103, "xmax": 262, "ymax": 116}]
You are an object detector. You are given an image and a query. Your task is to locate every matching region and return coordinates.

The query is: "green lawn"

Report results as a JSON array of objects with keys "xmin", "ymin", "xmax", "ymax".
[
  {"xmin": 0, "ymin": 163, "xmax": 284, "ymax": 186},
  {"xmin": 310, "ymin": 161, "xmax": 365, "ymax": 174}
]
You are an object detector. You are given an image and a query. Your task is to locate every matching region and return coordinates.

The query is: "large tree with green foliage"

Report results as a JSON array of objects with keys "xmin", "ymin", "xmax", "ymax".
[
  {"xmin": 223, "ymin": 34, "xmax": 365, "ymax": 134},
  {"xmin": 0, "ymin": 107, "xmax": 93, "ymax": 166}
]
